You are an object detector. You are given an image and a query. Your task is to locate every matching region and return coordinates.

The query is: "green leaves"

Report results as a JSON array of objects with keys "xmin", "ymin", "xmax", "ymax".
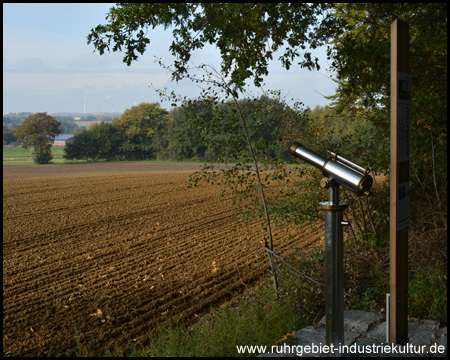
[
  {"xmin": 325, "ymin": 3, "xmax": 447, "ymax": 226},
  {"xmin": 87, "ymin": 3, "xmax": 327, "ymax": 90}
]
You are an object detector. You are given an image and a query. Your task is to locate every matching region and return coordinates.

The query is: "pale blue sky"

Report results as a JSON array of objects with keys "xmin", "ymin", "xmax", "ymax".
[{"xmin": 3, "ymin": 3, "xmax": 336, "ymax": 115}]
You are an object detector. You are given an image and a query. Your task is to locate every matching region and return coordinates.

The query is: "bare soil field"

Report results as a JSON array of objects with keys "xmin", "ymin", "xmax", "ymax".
[
  {"xmin": 3, "ymin": 163, "xmax": 322, "ymax": 356},
  {"xmin": 3, "ymin": 162, "xmax": 206, "ymax": 180}
]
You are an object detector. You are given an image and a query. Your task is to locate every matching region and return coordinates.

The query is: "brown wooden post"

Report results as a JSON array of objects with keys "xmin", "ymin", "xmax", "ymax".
[{"xmin": 390, "ymin": 19, "xmax": 410, "ymax": 345}]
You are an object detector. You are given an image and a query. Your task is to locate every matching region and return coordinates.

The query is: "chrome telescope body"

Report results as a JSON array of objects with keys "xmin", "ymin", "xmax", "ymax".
[{"xmin": 289, "ymin": 142, "xmax": 373, "ymax": 196}]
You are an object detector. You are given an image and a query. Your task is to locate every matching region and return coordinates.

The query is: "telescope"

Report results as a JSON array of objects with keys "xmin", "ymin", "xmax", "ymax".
[
  {"xmin": 289, "ymin": 142, "xmax": 373, "ymax": 197},
  {"xmin": 289, "ymin": 141, "xmax": 374, "ymax": 355}
]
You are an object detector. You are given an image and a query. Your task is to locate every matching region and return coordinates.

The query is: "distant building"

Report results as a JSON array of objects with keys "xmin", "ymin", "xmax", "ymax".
[{"xmin": 53, "ymin": 134, "xmax": 74, "ymax": 147}]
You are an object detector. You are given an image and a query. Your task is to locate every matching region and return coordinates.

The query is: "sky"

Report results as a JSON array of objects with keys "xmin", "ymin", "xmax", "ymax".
[{"xmin": 3, "ymin": 3, "xmax": 337, "ymax": 115}]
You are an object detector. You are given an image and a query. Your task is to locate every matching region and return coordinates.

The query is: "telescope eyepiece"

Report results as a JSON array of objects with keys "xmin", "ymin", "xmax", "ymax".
[{"xmin": 289, "ymin": 142, "xmax": 302, "ymax": 156}]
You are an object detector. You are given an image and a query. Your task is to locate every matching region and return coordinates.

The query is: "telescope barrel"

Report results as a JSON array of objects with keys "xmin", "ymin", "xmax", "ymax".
[
  {"xmin": 289, "ymin": 142, "xmax": 373, "ymax": 197},
  {"xmin": 289, "ymin": 142, "xmax": 327, "ymax": 169}
]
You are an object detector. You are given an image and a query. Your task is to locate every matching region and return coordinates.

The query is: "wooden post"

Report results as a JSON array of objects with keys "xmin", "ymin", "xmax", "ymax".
[{"xmin": 390, "ymin": 19, "xmax": 410, "ymax": 345}]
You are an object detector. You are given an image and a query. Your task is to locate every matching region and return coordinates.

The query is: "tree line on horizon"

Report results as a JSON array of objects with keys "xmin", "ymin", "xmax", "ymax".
[
  {"xmin": 59, "ymin": 98, "xmax": 383, "ymax": 166},
  {"xmin": 5, "ymin": 96, "xmax": 385, "ymax": 169},
  {"xmin": 3, "ymin": 113, "xmax": 117, "ymax": 144}
]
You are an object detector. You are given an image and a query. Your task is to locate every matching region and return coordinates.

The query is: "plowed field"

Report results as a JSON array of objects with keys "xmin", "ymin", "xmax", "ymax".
[{"xmin": 3, "ymin": 165, "xmax": 322, "ymax": 356}]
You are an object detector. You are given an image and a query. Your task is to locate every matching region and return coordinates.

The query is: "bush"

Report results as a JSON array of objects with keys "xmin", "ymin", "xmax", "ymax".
[{"xmin": 409, "ymin": 261, "xmax": 447, "ymax": 326}]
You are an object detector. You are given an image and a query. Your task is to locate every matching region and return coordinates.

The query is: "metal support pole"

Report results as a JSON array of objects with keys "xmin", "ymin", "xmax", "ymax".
[{"xmin": 319, "ymin": 183, "xmax": 347, "ymax": 354}]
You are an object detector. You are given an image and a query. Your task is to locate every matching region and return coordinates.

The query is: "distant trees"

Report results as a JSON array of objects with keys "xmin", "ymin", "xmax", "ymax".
[
  {"xmin": 3, "ymin": 113, "xmax": 35, "ymax": 129},
  {"xmin": 14, "ymin": 113, "xmax": 62, "ymax": 164},
  {"xmin": 62, "ymin": 98, "xmax": 311, "ymax": 163},
  {"xmin": 64, "ymin": 103, "xmax": 168, "ymax": 162},
  {"xmin": 64, "ymin": 122, "xmax": 123, "ymax": 161},
  {"xmin": 114, "ymin": 102, "xmax": 168, "ymax": 159},
  {"xmin": 53, "ymin": 116, "xmax": 79, "ymax": 134},
  {"xmin": 163, "ymin": 103, "xmax": 209, "ymax": 160},
  {"xmin": 3, "ymin": 113, "xmax": 80, "ymax": 139},
  {"xmin": 3, "ymin": 127, "xmax": 17, "ymax": 145},
  {"xmin": 63, "ymin": 130, "xmax": 97, "ymax": 161}
]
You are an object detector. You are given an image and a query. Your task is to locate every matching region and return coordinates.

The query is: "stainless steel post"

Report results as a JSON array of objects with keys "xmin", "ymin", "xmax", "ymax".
[{"xmin": 319, "ymin": 183, "xmax": 347, "ymax": 354}]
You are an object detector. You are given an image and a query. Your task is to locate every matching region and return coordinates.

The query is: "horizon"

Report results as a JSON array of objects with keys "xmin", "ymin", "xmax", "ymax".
[
  {"xmin": 2, "ymin": 101, "xmax": 329, "ymax": 118},
  {"xmin": 3, "ymin": 111, "xmax": 123, "ymax": 116}
]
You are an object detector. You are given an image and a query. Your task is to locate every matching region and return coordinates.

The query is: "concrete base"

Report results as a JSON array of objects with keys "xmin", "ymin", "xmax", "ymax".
[{"xmin": 258, "ymin": 310, "xmax": 447, "ymax": 357}]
